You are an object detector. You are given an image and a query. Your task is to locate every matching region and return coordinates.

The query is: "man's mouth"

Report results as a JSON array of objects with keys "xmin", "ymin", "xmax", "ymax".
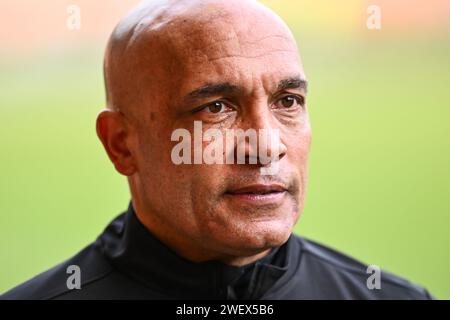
[{"xmin": 224, "ymin": 184, "xmax": 288, "ymax": 204}]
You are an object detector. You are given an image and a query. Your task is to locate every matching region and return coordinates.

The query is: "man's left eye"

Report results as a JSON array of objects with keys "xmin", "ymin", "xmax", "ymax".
[{"xmin": 273, "ymin": 95, "xmax": 305, "ymax": 109}]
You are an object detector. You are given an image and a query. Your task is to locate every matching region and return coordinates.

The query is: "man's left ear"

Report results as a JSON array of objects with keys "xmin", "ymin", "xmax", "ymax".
[{"xmin": 96, "ymin": 109, "xmax": 137, "ymax": 176}]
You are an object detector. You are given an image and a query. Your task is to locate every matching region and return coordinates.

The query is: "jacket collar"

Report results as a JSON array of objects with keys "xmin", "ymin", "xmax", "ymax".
[{"xmin": 97, "ymin": 203, "xmax": 298, "ymax": 299}]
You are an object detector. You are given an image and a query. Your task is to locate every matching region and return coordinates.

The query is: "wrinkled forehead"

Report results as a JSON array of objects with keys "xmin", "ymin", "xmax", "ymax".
[{"xmin": 120, "ymin": 0, "xmax": 304, "ymax": 110}]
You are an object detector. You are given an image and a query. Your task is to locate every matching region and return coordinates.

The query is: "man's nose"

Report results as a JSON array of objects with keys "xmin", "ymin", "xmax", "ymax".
[{"xmin": 239, "ymin": 106, "xmax": 287, "ymax": 165}]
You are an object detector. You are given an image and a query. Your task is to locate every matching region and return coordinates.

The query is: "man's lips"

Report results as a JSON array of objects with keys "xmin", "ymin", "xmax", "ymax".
[
  {"xmin": 226, "ymin": 184, "xmax": 287, "ymax": 195},
  {"xmin": 224, "ymin": 184, "xmax": 288, "ymax": 205}
]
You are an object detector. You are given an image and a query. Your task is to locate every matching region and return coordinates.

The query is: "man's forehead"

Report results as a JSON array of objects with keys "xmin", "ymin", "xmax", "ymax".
[
  {"xmin": 154, "ymin": 34, "xmax": 304, "ymax": 106},
  {"xmin": 104, "ymin": 0, "xmax": 304, "ymax": 111},
  {"xmin": 136, "ymin": 20, "xmax": 304, "ymax": 105},
  {"xmin": 173, "ymin": 47, "xmax": 304, "ymax": 100}
]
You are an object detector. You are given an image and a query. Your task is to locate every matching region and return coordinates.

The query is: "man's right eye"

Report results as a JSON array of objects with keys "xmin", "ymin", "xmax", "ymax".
[{"xmin": 201, "ymin": 101, "xmax": 234, "ymax": 114}]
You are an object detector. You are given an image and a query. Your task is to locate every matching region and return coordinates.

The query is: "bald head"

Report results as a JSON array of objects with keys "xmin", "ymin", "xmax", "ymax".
[{"xmin": 104, "ymin": 0, "xmax": 302, "ymax": 114}]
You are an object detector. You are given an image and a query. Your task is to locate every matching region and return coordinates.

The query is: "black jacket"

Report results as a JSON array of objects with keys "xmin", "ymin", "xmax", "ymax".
[{"xmin": 1, "ymin": 204, "xmax": 433, "ymax": 300}]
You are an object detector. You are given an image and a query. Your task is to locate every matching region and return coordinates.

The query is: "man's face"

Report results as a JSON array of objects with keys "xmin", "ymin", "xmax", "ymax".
[{"xmin": 125, "ymin": 4, "xmax": 311, "ymax": 257}]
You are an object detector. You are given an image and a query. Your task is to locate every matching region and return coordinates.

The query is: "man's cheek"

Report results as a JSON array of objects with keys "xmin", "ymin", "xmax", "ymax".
[
  {"xmin": 191, "ymin": 165, "xmax": 224, "ymax": 193},
  {"xmin": 291, "ymin": 131, "xmax": 311, "ymax": 159}
]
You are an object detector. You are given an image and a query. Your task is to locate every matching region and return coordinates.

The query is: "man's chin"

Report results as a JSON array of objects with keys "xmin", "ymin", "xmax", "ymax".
[
  {"xmin": 211, "ymin": 219, "xmax": 294, "ymax": 256},
  {"xmin": 243, "ymin": 220, "xmax": 293, "ymax": 247}
]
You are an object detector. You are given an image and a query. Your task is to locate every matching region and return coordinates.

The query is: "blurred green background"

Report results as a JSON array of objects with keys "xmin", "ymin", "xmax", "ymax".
[{"xmin": 1, "ymin": 0, "xmax": 449, "ymax": 298}]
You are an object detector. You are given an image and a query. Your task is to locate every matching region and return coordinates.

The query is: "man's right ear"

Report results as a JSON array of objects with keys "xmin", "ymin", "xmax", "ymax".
[{"xmin": 96, "ymin": 109, "xmax": 137, "ymax": 176}]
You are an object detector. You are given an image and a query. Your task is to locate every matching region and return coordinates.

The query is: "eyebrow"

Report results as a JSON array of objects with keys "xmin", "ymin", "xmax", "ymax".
[
  {"xmin": 186, "ymin": 83, "xmax": 240, "ymax": 101},
  {"xmin": 277, "ymin": 76, "xmax": 308, "ymax": 93},
  {"xmin": 184, "ymin": 76, "xmax": 308, "ymax": 103}
]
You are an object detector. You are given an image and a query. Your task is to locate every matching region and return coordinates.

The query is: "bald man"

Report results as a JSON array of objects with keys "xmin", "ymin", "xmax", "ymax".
[{"xmin": 2, "ymin": 0, "xmax": 432, "ymax": 300}]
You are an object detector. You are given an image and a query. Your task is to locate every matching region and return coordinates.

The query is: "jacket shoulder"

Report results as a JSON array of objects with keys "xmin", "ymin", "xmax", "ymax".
[
  {"xmin": 1, "ymin": 243, "xmax": 113, "ymax": 300},
  {"xmin": 293, "ymin": 235, "xmax": 433, "ymax": 299}
]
